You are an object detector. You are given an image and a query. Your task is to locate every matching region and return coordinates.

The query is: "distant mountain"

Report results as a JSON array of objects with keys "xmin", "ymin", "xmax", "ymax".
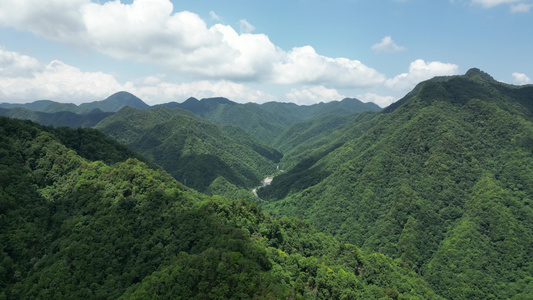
[
  {"xmin": 94, "ymin": 106, "xmax": 281, "ymax": 194},
  {"xmin": 162, "ymin": 96, "xmax": 381, "ymax": 144},
  {"xmin": 0, "ymin": 99, "xmax": 56, "ymax": 111},
  {"xmin": 260, "ymin": 69, "xmax": 533, "ymax": 299},
  {"xmin": 77, "ymin": 91, "xmax": 150, "ymax": 114},
  {"xmin": 261, "ymin": 97, "xmax": 381, "ymax": 121},
  {"xmin": 0, "ymin": 107, "xmax": 113, "ymax": 128},
  {"xmin": 0, "ymin": 91, "xmax": 150, "ymax": 115}
]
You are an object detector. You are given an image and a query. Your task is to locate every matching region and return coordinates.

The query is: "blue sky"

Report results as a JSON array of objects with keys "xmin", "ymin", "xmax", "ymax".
[{"xmin": 0, "ymin": 0, "xmax": 531, "ymax": 106}]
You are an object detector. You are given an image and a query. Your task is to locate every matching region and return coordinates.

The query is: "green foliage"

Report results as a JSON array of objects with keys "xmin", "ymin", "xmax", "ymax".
[
  {"xmin": 262, "ymin": 70, "xmax": 533, "ymax": 299},
  {"xmin": 95, "ymin": 106, "xmax": 278, "ymax": 193},
  {"xmin": 0, "ymin": 116, "xmax": 440, "ymax": 299},
  {"xmin": 0, "ymin": 107, "xmax": 113, "ymax": 128},
  {"xmin": 170, "ymin": 97, "xmax": 380, "ymax": 145}
]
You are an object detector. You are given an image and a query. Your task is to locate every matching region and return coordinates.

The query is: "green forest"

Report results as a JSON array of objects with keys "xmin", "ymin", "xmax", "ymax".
[
  {"xmin": 1, "ymin": 117, "xmax": 440, "ymax": 299},
  {"xmin": 259, "ymin": 69, "xmax": 533, "ymax": 299},
  {"xmin": 1, "ymin": 69, "xmax": 533, "ymax": 298}
]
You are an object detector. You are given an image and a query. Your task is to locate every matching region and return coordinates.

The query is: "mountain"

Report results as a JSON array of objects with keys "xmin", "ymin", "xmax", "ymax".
[
  {"xmin": 157, "ymin": 96, "xmax": 381, "ymax": 145},
  {"xmin": 0, "ymin": 91, "xmax": 150, "ymax": 115},
  {"xmin": 77, "ymin": 91, "xmax": 150, "ymax": 114},
  {"xmin": 261, "ymin": 98, "xmax": 381, "ymax": 121},
  {"xmin": 259, "ymin": 69, "xmax": 533, "ymax": 299},
  {"xmin": 0, "ymin": 99, "xmax": 56, "ymax": 111},
  {"xmin": 94, "ymin": 106, "xmax": 281, "ymax": 194},
  {"xmin": 0, "ymin": 116, "xmax": 442, "ymax": 299},
  {"xmin": 0, "ymin": 107, "xmax": 113, "ymax": 128}
]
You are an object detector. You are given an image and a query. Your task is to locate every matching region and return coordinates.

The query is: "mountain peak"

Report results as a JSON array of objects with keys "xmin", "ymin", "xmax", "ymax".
[
  {"xmin": 464, "ymin": 68, "xmax": 495, "ymax": 82},
  {"xmin": 104, "ymin": 91, "xmax": 147, "ymax": 106},
  {"xmin": 78, "ymin": 91, "xmax": 149, "ymax": 113}
]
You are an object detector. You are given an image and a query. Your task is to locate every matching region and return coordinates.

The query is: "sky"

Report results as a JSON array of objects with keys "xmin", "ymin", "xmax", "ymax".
[{"xmin": 0, "ymin": 0, "xmax": 531, "ymax": 107}]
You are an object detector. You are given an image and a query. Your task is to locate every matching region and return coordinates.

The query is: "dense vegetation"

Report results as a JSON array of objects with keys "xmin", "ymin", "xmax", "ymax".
[
  {"xmin": 161, "ymin": 97, "xmax": 380, "ymax": 144},
  {"xmin": 0, "ymin": 107, "xmax": 113, "ymax": 128},
  {"xmin": 94, "ymin": 106, "xmax": 281, "ymax": 195},
  {"xmin": 0, "ymin": 91, "xmax": 149, "ymax": 115},
  {"xmin": 3, "ymin": 68, "xmax": 533, "ymax": 298},
  {"xmin": 260, "ymin": 69, "xmax": 533, "ymax": 299},
  {"xmin": 0, "ymin": 116, "xmax": 441, "ymax": 299}
]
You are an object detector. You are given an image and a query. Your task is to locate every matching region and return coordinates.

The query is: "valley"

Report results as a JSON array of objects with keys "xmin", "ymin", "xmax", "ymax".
[{"xmin": 2, "ymin": 69, "xmax": 533, "ymax": 299}]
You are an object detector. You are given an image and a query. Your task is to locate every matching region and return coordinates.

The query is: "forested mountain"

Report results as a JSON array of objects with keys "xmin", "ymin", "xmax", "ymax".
[
  {"xmin": 3, "ymin": 68, "xmax": 532, "ymax": 298},
  {"xmin": 0, "ymin": 91, "xmax": 149, "ymax": 115},
  {"xmin": 0, "ymin": 107, "xmax": 113, "ymax": 128},
  {"xmin": 0, "ymin": 116, "xmax": 442, "ymax": 299},
  {"xmin": 0, "ymin": 99, "xmax": 57, "ymax": 111},
  {"xmin": 0, "ymin": 94, "xmax": 379, "ymax": 146},
  {"xmin": 94, "ymin": 105, "xmax": 281, "ymax": 195},
  {"xmin": 259, "ymin": 69, "xmax": 533, "ymax": 299},
  {"xmin": 158, "ymin": 97, "xmax": 380, "ymax": 144}
]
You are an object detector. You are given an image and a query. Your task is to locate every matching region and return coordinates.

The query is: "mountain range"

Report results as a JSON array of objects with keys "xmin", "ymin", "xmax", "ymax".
[
  {"xmin": 260, "ymin": 68, "xmax": 533, "ymax": 299},
  {"xmin": 1, "ymin": 68, "xmax": 533, "ymax": 298},
  {"xmin": 0, "ymin": 116, "xmax": 441, "ymax": 299}
]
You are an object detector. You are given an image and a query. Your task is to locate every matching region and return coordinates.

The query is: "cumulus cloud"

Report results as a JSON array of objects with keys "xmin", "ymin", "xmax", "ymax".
[
  {"xmin": 371, "ymin": 36, "xmax": 406, "ymax": 53},
  {"xmin": 0, "ymin": 0, "xmax": 385, "ymax": 88},
  {"xmin": 274, "ymin": 46, "xmax": 386, "ymax": 87},
  {"xmin": 285, "ymin": 86, "xmax": 346, "ymax": 105},
  {"xmin": 0, "ymin": 48, "xmax": 274, "ymax": 104},
  {"xmin": 0, "ymin": 0, "xmax": 88, "ymax": 44},
  {"xmin": 127, "ymin": 79, "xmax": 277, "ymax": 104},
  {"xmin": 0, "ymin": 46, "xmax": 43, "ymax": 77},
  {"xmin": 512, "ymin": 72, "xmax": 531, "ymax": 85},
  {"xmin": 0, "ymin": 60, "xmax": 123, "ymax": 102},
  {"xmin": 386, "ymin": 59, "xmax": 459, "ymax": 91},
  {"xmin": 357, "ymin": 92, "xmax": 397, "ymax": 108}
]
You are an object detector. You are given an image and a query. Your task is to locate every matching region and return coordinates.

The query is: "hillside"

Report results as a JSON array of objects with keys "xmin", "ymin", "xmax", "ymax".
[
  {"xmin": 161, "ymin": 97, "xmax": 381, "ymax": 144},
  {"xmin": 260, "ymin": 69, "xmax": 533, "ymax": 299},
  {"xmin": 94, "ymin": 106, "xmax": 281, "ymax": 195},
  {"xmin": 0, "ymin": 91, "xmax": 149, "ymax": 115},
  {"xmin": 0, "ymin": 107, "xmax": 113, "ymax": 128},
  {"xmin": 0, "ymin": 116, "xmax": 442, "ymax": 299}
]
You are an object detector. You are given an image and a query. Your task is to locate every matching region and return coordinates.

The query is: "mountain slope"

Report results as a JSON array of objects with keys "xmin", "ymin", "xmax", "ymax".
[
  {"xmin": 0, "ymin": 91, "xmax": 149, "ymax": 115},
  {"xmin": 0, "ymin": 107, "xmax": 113, "ymax": 128},
  {"xmin": 95, "ymin": 106, "xmax": 280, "ymax": 193},
  {"xmin": 260, "ymin": 69, "xmax": 533, "ymax": 299},
  {"xmin": 162, "ymin": 97, "xmax": 381, "ymax": 144},
  {"xmin": 0, "ymin": 116, "xmax": 442, "ymax": 299},
  {"xmin": 78, "ymin": 91, "xmax": 150, "ymax": 114}
]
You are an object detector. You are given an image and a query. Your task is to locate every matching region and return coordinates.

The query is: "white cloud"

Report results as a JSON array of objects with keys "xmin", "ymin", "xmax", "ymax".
[
  {"xmin": 512, "ymin": 72, "xmax": 531, "ymax": 85},
  {"xmin": 0, "ymin": 0, "xmax": 385, "ymax": 88},
  {"xmin": 0, "ymin": 59, "xmax": 123, "ymax": 102},
  {"xmin": 273, "ymin": 46, "xmax": 386, "ymax": 87},
  {"xmin": 510, "ymin": 2, "xmax": 533, "ymax": 12},
  {"xmin": 357, "ymin": 92, "xmax": 397, "ymax": 108},
  {"xmin": 471, "ymin": 0, "xmax": 521, "ymax": 8},
  {"xmin": 209, "ymin": 10, "xmax": 221, "ymax": 20},
  {"xmin": 371, "ymin": 36, "xmax": 406, "ymax": 53},
  {"xmin": 239, "ymin": 19, "xmax": 255, "ymax": 33},
  {"xmin": 0, "ymin": 46, "xmax": 43, "ymax": 77},
  {"xmin": 0, "ymin": 48, "xmax": 275, "ymax": 104},
  {"xmin": 128, "ymin": 79, "xmax": 277, "ymax": 105},
  {"xmin": 285, "ymin": 86, "xmax": 345, "ymax": 105},
  {"xmin": 386, "ymin": 59, "xmax": 459, "ymax": 91},
  {"xmin": 0, "ymin": 0, "xmax": 88, "ymax": 44}
]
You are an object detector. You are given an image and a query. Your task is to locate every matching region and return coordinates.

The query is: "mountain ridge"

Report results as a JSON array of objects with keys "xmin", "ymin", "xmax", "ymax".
[
  {"xmin": 259, "ymin": 69, "xmax": 533, "ymax": 299},
  {"xmin": 0, "ymin": 116, "xmax": 442, "ymax": 299}
]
